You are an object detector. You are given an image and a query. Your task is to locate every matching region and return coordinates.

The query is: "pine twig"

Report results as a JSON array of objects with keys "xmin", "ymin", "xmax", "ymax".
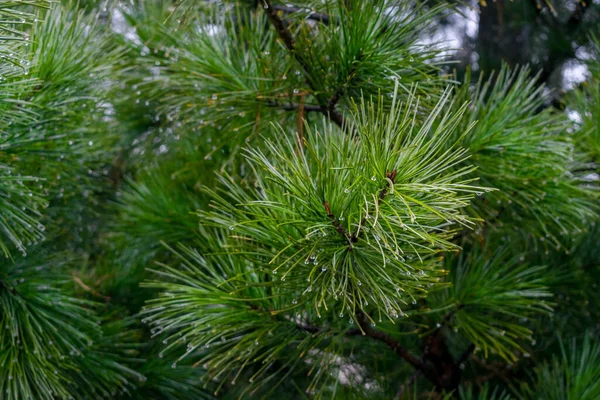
[{"xmin": 324, "ymin": 201, "xmax": 355, "ymax": 249}]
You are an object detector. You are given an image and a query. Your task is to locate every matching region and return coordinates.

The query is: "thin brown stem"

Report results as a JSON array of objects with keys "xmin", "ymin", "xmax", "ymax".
[{"xmin": 324, "ymin": 201, "xmax": 354, "ymax": 249}]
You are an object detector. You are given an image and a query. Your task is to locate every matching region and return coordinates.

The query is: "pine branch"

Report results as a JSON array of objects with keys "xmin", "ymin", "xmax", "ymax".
[{"xmin": 262, "ymin": 0, "xmax": 350, "ymax": 134}]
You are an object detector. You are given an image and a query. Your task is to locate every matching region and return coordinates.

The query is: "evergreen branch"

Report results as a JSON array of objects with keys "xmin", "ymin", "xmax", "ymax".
[
  {"xmin": 262, "ymin": 0, "xmax": 350, "ymax": 134},
  {"xmin": 432, "ymin": 244, "xmax": 553, "ymax": 362},
  {"xmin": 271, "ymin": 4, "xmax": 335, "ymax": 25}
]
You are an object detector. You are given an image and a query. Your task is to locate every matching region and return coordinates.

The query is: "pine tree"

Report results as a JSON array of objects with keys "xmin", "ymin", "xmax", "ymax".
[{"xmin": 0, "ymin": 1, "xmax": 599, "ymax": 399}]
